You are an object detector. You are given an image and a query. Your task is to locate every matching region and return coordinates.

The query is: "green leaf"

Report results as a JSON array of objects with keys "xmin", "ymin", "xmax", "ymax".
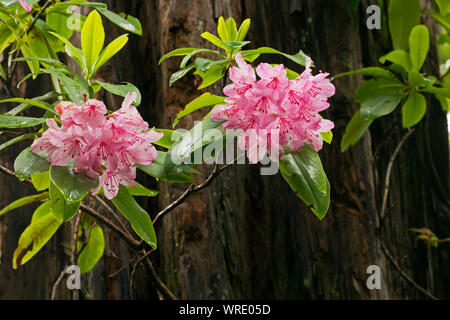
[
  {"xmin": 279, "ymin": 147, "xmax": 330, "ymax": 219},
  {"xmin": 402, "ymin": 91, "xmax": 426, "ymax": 127},
  {"xmin": 226, "ymin": 17, "xmax": 238, "ymax": 40},
  {"xmin": 0, "ymin": 133, "xmax": 35, "ymax": 152},
  {"xmin": 81, "ymin": 10, "xmax": 105, "ymax": 77},
  {"xmin": 321, "ymin": 130, "xmax": 333, "ymax": 144},
  {"xmin": 427, "ymin": 11, "xmax": 450, "ymax": 30},
  {"xmin": 0, "ymin": 115, "xmax": 46, "ymax": 128},
  {"xmin": 361, "ymin": 94, "xmax": 402, "ymax": 118},
  {"xmin": 99, "ymin": 9, "xmax": 142, "ymax": 35},
  {"xmin": 78, "ymin": 224, "xmax": 105, "ymax": 273},
  {"xmin": 217, "ymin": 16, "xmax": 229, "ymax": 41},
  {"xmin": 241, "ymin": 47, "xmax": 310, "ymax": 67},
  {"xmin": 180, "ymin": 49, "xmax": 223, "ymax": 69},
  {"xmin": 125, "ymin": 183, "xmax": 158, "ymax": 197},
  {"xmin": 354, "ymin": 79, "xmax": 406, "ymax": 105},
  {"xmin": 31, "ymin": 200, "xmax": 53, "ymax": 223},
  {"xmin": 111, "ymin": 186, "xmax": 157, "ymax": 248},
  {"xmin": 173, "ymin": 93, "xmax": 226, "ymax": 127},
  {"xmin": 0, "ymin": 192, "xmax": 49, "ymax": 217},
  {"xmin": 14, "ymin": 148, "xmax": 50, "ymax": 180},
  {"xmin": 49, "ymin": 181, "xmax": 81, "ymax": 221},
  {"xmin": 49, "ymin": 165, "xmax": 98, "ymax": 203},
  {"xmin": 159, "ymin": 48, "xmax": 205, "ymax": 65},
  {"xmin": 194, "ymin": 65, "xmax": 225, "ymax": 89},
  {"xmin": 409, "ymin": 24, "xmax": 429, "ymax": 71},
  {"xmin": 408, "ymin": 71, "xmax": 429, "ymax": 87},
  {"xmin": 201, "ymin": 32, "xmax": 229, "ymax": 50},
  {"xmin": 153, "ymin": 129, "xmax": 183, "ymax": 148},
  {"xmin": 92, "ymin": 34, "xmax": 128, "ymax": 75},
  {"xmin": 31, "ymin": 171, "xmax": 50, "ymax": 191},
  {"xmin": 388, "ymin": 0, "xmax": 420, "ymax": 50},
  {"xmin": 379, "ymin": 49, "xmax": 412, "ymax": 71},
  {"xmin": 236, "ymin": 18, "xmax": 251, "ymax": 41},
  {"xmin": 46, "ymin": 12, "xmax": 73, "ymax": 40},
  {"xmin": 49, "ymin": 32, "xmax": 85, "ymax": 73},
  {"xmin": 334, "ymin": 67, "xmax": 396, "ymax": 80},
  {"xmin": 12, "ymin": 213, "xmax": 62, "ymax": 269},
  {"xmin": 137, "ymin": 151, "xmax": 195, "ymax": 183},
  {"xmin": 0, "ymin": 98, "xmax": 55, "ymax": 114},
  {"xmin": 419, "ymin": 86, "xmax": 450, "ymax": 98},
  {"xmin": 169, "ymin": 64, "xmax": 195, "ymax": 86},
  {"xmin": 435, "ymin": 0, "xmax": 450, "ymax": 14},
  {"xmin": 340, "ymin": 110, "xmax": 374, "ymax": 152},
  {"xmin": 96, "ymin": 81, "xmax": 141, "ymax": 106},
  {"xmin": 164, "ymin": 116, "xmax": 222, "ymax": 174}
]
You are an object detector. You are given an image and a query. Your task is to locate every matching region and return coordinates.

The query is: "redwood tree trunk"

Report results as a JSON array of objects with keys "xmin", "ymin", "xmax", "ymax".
[{"xmin": 0, "ymin": 0, "xmax": 448, "ymax": 299}]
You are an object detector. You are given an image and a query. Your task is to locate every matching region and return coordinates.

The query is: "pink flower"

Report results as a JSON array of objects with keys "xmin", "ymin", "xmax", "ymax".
[
  {"xmin": 18, "ymin": 0, "xmax": 31, "ymax": 12},
  {"xmin": 31, "ymin": 92, "xmax": 162, "ymax": 200},
  {"xmin": 211, "ymin": 53, "xmax": 335, "ymax": 161}
]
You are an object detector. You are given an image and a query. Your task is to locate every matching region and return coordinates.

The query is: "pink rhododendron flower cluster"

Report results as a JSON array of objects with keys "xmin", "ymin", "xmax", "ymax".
[
  {"xmin": 31, "ymin": 92, "xmax": 163, "ymax": 199},
  {"xmin": 211, "ymin": 53, "xmax": 335, "ymax": 163}
]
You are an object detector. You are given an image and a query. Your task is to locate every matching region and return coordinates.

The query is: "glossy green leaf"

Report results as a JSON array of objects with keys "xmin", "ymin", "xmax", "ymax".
[
  {"xmin": 379, "ymin": 49, "xmax": 412, "ymax": 71},
  {"xmin": 31, "ymin": 171, "xmax": 50, "ymax": 191},
  {"xmin": 125, "ymin": 183, "xmax": 159, "ymax": 197},
  {"xmin": 0, "ymin": 133, "xmax": 35, "ymax": 152},
  {"xmin": 81, "ymin": 10, "xmax": 105, "ymax": 77},
  {"xmin": 99, "ymin": 9, "xmax": 142, "ymax": 35},
  {"xmin": 0, "ymin": 192, "xmax": 49, "ymax": 217},
  {"xmin": 334, "ymin": 67, "xmax": 396, "ymax": 80},
  {"xmin": 340, "ymin": 110, "xmax": 373, "ymax": 152},
  {"xmin": 419, "ymin": 86, "xmax": 450, "ymax": 98},
  {"xmin": 361, "ymin": 94, "xmax": 402, "ymax": 118},
  {"xmin": 173, "ymin": 93, "xmax": 226, "ymax": 127},
  {"xmin": 111, "ymin": 186, "xmax": 157, "ymax": 248},
  {"xmin": 46, "ymin": 12, "xmax": 73, "ymax": 40},
  {"xmin": 321, "ymin": 130, "xmax": 333, "ymax": 144},
  {"xmin": 14, "ymin": 148, "xmax": 50, "ymax": 180},
  {"xmin": 236, "ymin": 18, "xmax": 251, "ymax": 41},
  {"xmin": 49, "ymin": 32, "xmax": 86, "ymax": 73},
  {"xmin": 153, "ymin": 129, "xmax": 183, "ymax": 148},
  {"xmin": 279, "ymin": 147, "xmax": 330, "ymax": 220},
  {"xmin": 137, "ymin": 151, "xmax": 195, "ymax": 183},
  {"xmin": 201, "ymin": 32, "xmax": 229, "ymax": 50},
  {"xmin": 49, "ymin": 165, "xmax": 98, "ymax": 203},
  {"xmin": 241, "ymin": 47, "xmax": 310, "ymax": 66},
  {"xmin": 354, "ymin": 79, "xmax": 406, "ymax": 105},
  {"xmin": 409, "ymin": 24, "xmax": 429, "ymax": 71},
  {"xmin": 12, "ymin": 213, "xmax": 62, "ymax": 269},
  {"xmin": 0, "ymin": 114, "xmax": 46, "ymax": 129},
  {"xmin": 388, "ymin": 0, "xmax": 420, "ymax": 50},
  {"xmin": 169, "ymin": 64, "xmax": 195, "ymax": 86},
  {"xmin": 217, "ymin": 16, "xmax": 229, "ymax": 41},
  {"xmin": 78, "ymin": 224, "xmax": 105, "ymax": 273},
  {"xmin": 402, "ymin": 91, "xmax": 426, "ymax": 127},
  {"xmin": 31, "ymin": 200, "xmax": 53, "ymax": 223},
  {"xmin": 96, "ymin": 81, "xmax": 141, "ymax": 106},
  {"xmin": 92, "ymin": 34, "xmax": 128, "ymax": 75},
  {"xmin": 159, "ymin": 48, "xmax": 205, "ymax": 65},
  {"xmin": 49, "ymin": 181, "xmax": 81, "ymax": 222},
  {"xmin": 194, "ymin": 64, "xmax": 225, "ymax": 89}
]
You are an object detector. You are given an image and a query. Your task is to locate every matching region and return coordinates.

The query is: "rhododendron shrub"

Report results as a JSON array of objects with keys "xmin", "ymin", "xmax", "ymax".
[
  {"xmin": 0, "ymin": 7, "xmax": 333, "ymax": 277},
  {"xmin": 31, "ymin": 92, "xmax": 163, "ymax": 199}
]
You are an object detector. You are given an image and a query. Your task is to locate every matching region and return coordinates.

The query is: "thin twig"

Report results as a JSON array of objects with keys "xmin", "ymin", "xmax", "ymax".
[
  {"xmin": 379, "ymin": 129, "xmax": 415, "ymax": 223},
  {"xmin": 79, "ymin": 204, "xmax": 141, "ymax": 248},
  {"xmin": 51, "ymin": 266, "xmax": 68, "ymax": 300},
  {"xmin": 143, "ymin": 250, "xmax": 177, "ymax": 300},
  {"xmin": 107, "ymin": 251, "xmax": 141, "ymax": 279},
  {"xmin": 153, "ymin": 163, "xmax": 233, "ymax": 225},
  {"xmin": 381, "ymin": 242, "xmax": 439, "ymax": 300},
  {"xmin": 129, "ymin": 249, "xmax": 155, "ymax": 299},
  {"xmin": 93, "ymin": 194, "xmax": 133, "ymax": 237}
]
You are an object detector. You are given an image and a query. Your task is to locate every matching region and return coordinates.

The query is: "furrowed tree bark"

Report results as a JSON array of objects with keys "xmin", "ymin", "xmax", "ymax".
[{"xmin": 0, "ymin": 0, "xmax": 448, "ymax": 299}]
